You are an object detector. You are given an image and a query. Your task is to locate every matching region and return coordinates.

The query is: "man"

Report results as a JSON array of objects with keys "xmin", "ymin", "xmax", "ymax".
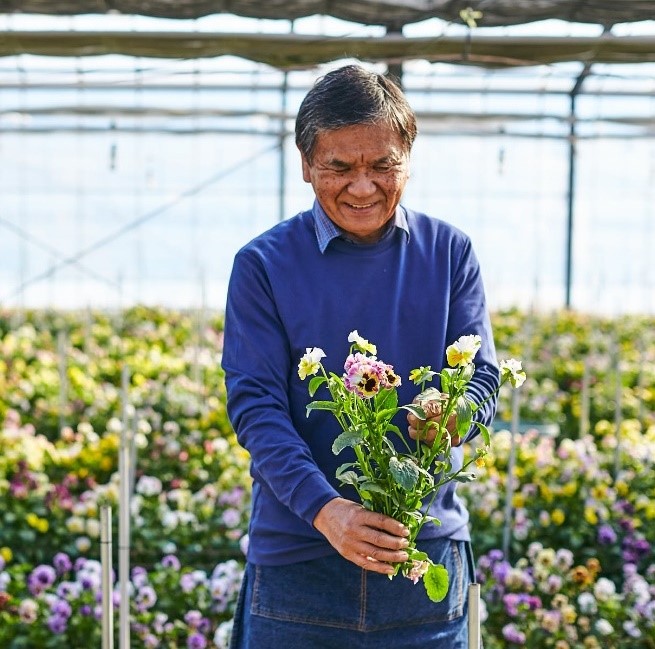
[{"xmin": 222, "ymin": 64, "xmax": 499, "ymax": 648}]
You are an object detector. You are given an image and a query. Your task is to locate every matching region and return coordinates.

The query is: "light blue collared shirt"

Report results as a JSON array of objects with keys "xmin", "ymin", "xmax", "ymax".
[{"xmin": 312, "ymin": 199, "xmax": 410, "ymax": 253}]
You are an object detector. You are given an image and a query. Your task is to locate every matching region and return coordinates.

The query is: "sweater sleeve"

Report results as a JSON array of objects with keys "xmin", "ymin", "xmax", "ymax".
[
  {"xmin": 446, "ymin": 236, "xmax": 500, "ymax": 438},
  {"xmin": 222, "ymin": 247, "xmax": 340, "ymax": 527}
]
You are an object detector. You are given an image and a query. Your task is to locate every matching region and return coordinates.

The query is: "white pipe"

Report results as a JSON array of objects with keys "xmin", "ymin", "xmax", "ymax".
[
  {"xmin": 119, "ymin": 364, "xmax": 131, "ymax": 649},
  {"xmin": 468, "ymin": 582, "xmax": 481, "ymax": 648},
  {"xmin": 502, "ymin": 388, "xmax": 520, "ymax": 559},
  {"xmin": 57, "ymin": 329, "xmax": 68, "ymax": 433},
  {"xmin": 613, "ymin": 347, "xmax": 623, "ymax": 479},
  {"xmin": 101, "ymin": 505, "xmax": 114, "ymax": 649}
]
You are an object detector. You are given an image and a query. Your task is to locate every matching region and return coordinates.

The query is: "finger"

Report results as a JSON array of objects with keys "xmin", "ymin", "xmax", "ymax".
[
  {"xmin": 354, "ymin": 554, "xmax": 397, "ymax": 575},
  {"xmin": 406, "ymin": 412, "xmax": 419, "ymax": 427},
  {"xmin": 359, "ymin": 545, "xmax": 409, "ymax": 567},
  {"xmin": 358, "ymin": 511, "xmax": 409, "ymax": 539}
]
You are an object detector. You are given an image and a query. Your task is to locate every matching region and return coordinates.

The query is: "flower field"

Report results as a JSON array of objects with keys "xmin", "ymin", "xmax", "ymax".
[{"xmin": 0, "ymin": 307, "xmax": 653, "ymax": 647}]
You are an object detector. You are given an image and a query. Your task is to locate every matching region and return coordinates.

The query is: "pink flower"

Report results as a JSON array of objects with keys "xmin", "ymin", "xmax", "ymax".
[{"xmin": 343, "ymin": 354, "xmax": 385, "ymax": 398}]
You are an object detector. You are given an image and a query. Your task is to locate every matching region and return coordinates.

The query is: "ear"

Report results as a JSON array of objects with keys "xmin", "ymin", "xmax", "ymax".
[{"xmin": 300, "ymin": 150, "xmax": 312, "ymax": 183}]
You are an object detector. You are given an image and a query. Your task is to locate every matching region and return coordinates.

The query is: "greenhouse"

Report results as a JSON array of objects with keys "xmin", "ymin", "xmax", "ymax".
[{"xmin": 0, "ymin": 1, "xmax": 654, "ymax": 647}]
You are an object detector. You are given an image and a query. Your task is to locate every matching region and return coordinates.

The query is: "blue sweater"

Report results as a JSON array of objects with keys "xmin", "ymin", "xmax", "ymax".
[{"xmin": 222, "ymin": 204, "xmax": 499, "ymax": 565}]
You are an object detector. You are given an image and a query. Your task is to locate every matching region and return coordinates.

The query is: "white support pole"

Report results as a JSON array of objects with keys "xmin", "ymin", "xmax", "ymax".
[
  {"xmin": 502, "ymin": 388, "xmax": 520, "ymax": 560},
  {"xmin": 57, "ymin": 330, "xmax": 68, "ymax": 433},
  {"xmin": 468, "ymin": 583, "xmax": 481, "ymax": 649},
  {"xmin": 579, "ymin": 356, "xmax": 591, "ymax": 438},
  {"xmin": 101, "ymin": 505, "xmax": 114, "ymax": 649},
  {"xmin": 637, "ymin": 338, "xmax": 647, "ymax": 424},
  {"xmin": 613, "ymin": 346, "xmax": 623, "ymax": 480},
  {"xmin": 119, "ymin": 364, "xmax": 131, "ymax": 649},
  {"xmin": 192, "ymin": 266, "xmax": 207, "ymax": 391}
]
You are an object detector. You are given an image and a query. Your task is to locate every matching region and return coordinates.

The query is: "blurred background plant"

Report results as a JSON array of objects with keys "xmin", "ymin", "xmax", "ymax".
[{"xmin": 0, "ymin": 306, "xmax": 653, "ymax": 646}]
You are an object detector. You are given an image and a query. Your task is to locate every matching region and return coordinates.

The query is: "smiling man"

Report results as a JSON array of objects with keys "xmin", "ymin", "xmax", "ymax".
[{"xmin": 222, "ymin": 64, "xmax": 500, "ymax": 648}]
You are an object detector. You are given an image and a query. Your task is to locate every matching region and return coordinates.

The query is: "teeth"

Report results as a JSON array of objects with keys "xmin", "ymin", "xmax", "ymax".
[{"xmin": 350, "ymin": 203, "xmax": 373, "ymax": 209}]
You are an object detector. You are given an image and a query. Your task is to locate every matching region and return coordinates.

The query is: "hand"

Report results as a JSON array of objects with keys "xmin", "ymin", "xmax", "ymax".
[
  {"xmin": 407, "ymin": 394, "xmax": 461, "ymax": 447},
  {"xmin": 313, "ymin": 497, "xmax": 410, "ymax": 574}
]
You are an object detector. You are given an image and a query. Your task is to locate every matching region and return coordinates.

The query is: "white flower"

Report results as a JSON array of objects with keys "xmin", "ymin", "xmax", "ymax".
[
  {"xmin": 347, "ymin": 330, "xmax": 377, "ymax": 355},
  {"xmin": 75, "ymin": 536, "xmax": 91, "ymax": 553},
  {"xmin": 135, "ymin": 475, "xmax": 163, "ymax": 497},
  {"xmin": 594, "ymin": 577, "xmax": 616, "ymax": 602},
  {"xmin": 297, "ymin": 347, "xmax": 326, "ymax": 380},
  {"xmin": 86, "ymin": 519, "xmax": 101, "ymax": 538},
  {"xmin": 577, "ymin": 592, "xmax": 598, "ymax": 614},
  {"xmin": 66, "ymin": 516, "xmax": 86, "ymax": 534},
  {"xmin": 500, "ymin": 358, "xmax": 527, "ymax": 388},
  {"xmin": 18, "ymin": 599, "xmax": 38, "ymax": 624},
  {"xmin": 214, "ymin": 620, "xmax": 234, "ymax": 649},
  {"xmin": 595, "ymin": 619, "xmax": 614, "ymax": 636}
]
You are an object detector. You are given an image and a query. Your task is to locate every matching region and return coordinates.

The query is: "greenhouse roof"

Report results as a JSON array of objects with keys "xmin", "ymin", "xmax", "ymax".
[{"xmin": 3, "ymin": 0, "xmax": 655, "ymax": 28}]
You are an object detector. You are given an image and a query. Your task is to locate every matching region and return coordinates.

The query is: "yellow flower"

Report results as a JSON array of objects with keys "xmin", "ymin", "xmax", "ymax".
[
  {"xmin": 26, "ymin": 513, "xmax": 49, "ymax": 533},
  {"xmin": 298, "ymin": 347, "xmax": 326, "ymax": 380},
  {"xmin": 446, "ymin": 334, "xmax": 481, "ymax": 368},
  {"xmin": 475, "ymin": 457, "xmax": 486, "ymax": 468},
  {"xmin": 539, "ymin": 484, "xmax": 553, "ymax": 503},
  {"xmin": 562, "ymin": 605, "xmax": 577, "ymax": 624},
  {"xmin": 615, "ymin": 480, "xmax": 629, "ymax": 496},
  {"xmin": 0, "ymin": 547, "xmax": 12, "ymax": 563},
  {"xmin": 561, "ymin": 482, "xmax": 577, "ymax": 497},
  {"xmin": 552, "ymin": 509, "xmax": 565, "ymax": 525},
  {"xmin": 512, "ymin": 494, "xmax": 524, "ymax": 508},
  {"xmin": 584, "ymin": 507, "xmax": 598, "ymax": 525}
]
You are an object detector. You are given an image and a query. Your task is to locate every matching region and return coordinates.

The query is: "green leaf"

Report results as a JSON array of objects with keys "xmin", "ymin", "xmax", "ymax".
[
  {"xmin": 474, "ymin": 421, "xmax": 491, "ymax": 445},
  {"xmin": 306, "ymin": 400, "xmax": 338, "ymax": 417},
  {"xmin": 332, "ymin": 429, "xmax": 364, "ymax": 455},
  {"xmin": 389, "ymin": 456, "xmax": 419, "ymax": 491},
  {"xmin": 375, "ymin": 388, "xmax": 398, "ymax": 411},
  {"xmin": 335, "ymin": 470, "xmax": 359, "ymax": 486},
  {"xmin": 406, "ymin": 549, "xmax": 429, "ymax": 561},
  {"xmin": 308, "ymin": 375, "xmax": 327, "ymax": 397},
  {"xmin": 439, "ymin": 369, "xmax": 453, "ymax": 394},
  {"xmin": 401, "ymin": 404, "xmax": 426, "ymax": 420},
  {"xmin": 375, "ymin": 407, "xmax": 398, "ymax": 424},
  {"xmin": 455, "ymin": 395, "xmax": 473, "ymax": 437},
  {"xmin": 359, "ymin": 481, "xmax": 388, "ymax": 495},
  {"xmin": 454, "ymin": 472, "xmax": 477, "ymax": 483},
  {"xmin": 424, "ymin": 563, "xmax": 449, "ymax": 603}
]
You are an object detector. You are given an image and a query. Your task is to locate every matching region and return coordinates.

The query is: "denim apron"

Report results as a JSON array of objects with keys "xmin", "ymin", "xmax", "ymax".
[{"xmin": 230, "ymin": 537, "xmax": 475, "ymax": 649}]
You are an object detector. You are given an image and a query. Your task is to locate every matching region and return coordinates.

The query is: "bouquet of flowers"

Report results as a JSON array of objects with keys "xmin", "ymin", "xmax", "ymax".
[{"xmin": 298, "ymin": 331, "xmax": 526, "ymax": 603}]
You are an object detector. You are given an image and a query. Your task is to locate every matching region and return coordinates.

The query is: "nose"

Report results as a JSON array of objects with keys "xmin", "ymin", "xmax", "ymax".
[{"xmin": 347, "ymin": 171, "xmax": 376, "ymax": 198}]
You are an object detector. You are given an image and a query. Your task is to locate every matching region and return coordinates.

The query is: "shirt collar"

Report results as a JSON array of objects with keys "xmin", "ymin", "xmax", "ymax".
[{"xmin": 312, "ymin": 199, "xmax": 409, "ymax": 253}]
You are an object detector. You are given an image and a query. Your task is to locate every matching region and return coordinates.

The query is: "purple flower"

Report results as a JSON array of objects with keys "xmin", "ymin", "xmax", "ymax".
[
  {"xmin": 50, "ymin": 598, "xmax": 72, "ymax": 619},
  {"xmin": 161, "ymin": 555, "xmax": 181, "ymax": 571},
  {"xmin": 502, "ymin": 623, "xmax": 526, "ymax": 644},
  {"xmin": 187, "ymin": 632, "xmax": 207, "ymax": 649},
  {"xmin": 28, "ymin": 565, "xmax": 57, "ymax": 595},
  {"xmin": 185, "ymin": 610, "xmax": 203, "ymax": 628},
  {"xmin": 597, "ymin": 524, "xmax": 617, "ymax": 545},
  {"xmin": 53, "ymin": 552, "xmax": 73, "ymax": 575},
  {"xmin": 47, "ymin": 614, "xmax": 68, "ymax": 634},
  {"xmin": 492, "ymin": 560, "xmax": 512, "ymax": 583},
  {"xmin": 180, "ymin": 573, "xmax": 197, "ymax": 593}
]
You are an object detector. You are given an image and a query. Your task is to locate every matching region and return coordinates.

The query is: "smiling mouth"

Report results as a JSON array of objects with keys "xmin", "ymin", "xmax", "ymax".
[{"xmin": 347, "ymin": 203, "xmax": 375, "ymax": 210}]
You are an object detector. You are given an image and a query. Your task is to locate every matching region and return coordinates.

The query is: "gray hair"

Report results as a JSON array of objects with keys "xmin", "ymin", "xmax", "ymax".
[{"xmin": 295, "ymin": 65, "xmax": 417, "ymax": 162}]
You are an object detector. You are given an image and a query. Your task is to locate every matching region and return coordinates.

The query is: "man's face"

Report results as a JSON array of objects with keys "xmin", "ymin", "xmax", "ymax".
[{"xmin": 301, "ymin": 123, "xmax": 410, "ymax": 244}]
